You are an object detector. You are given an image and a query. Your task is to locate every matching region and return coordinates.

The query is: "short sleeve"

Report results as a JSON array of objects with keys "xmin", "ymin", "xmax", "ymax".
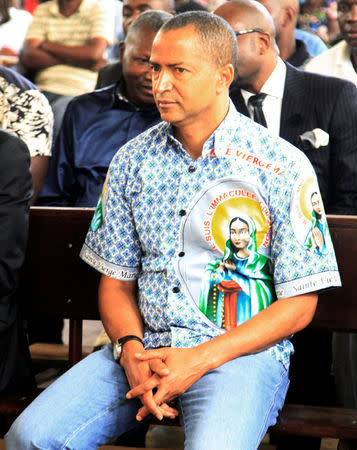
[
  {"xmin": 80, "ymin": 148, "xmax": 142, "ymax": 280},
  {"xmin": 6, "ymin": 88, "xmax": 53, "ymax": 157},
  {"xmin": 271, "ymin": 160, "xmax": 340, "ymax": 299},
  {"xmin": 25, "ymin": 3, "xmax": 48, "ymax": 41}
]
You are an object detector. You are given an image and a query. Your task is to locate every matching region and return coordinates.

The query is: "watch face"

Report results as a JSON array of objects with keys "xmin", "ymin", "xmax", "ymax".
[{"xmin": 113, "ymin": 342, "xmax": 122, "ymax": 361}]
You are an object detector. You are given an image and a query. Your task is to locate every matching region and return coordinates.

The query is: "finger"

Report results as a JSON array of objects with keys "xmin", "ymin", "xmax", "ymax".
[
  {"xmin": 160, "ymin": 402, "xmax": 179, "ymax": 417},
  {"xmin": 126, "ymin": 374, "xmax": 160, "ymax": 399},
  {"xmin": 137, "ymin": 403, "xmax": 178, "ymax": 421},
  {"xmin": 137, "ymin": 392, "xmax": 163, "ymax": 422},
  {"xmin": 149, "ymin": 358, "xmax": 169, "ymax": 376},
  {"xmin": 134, "ymin": 349, "xmax": 165, "ymax": 360}
]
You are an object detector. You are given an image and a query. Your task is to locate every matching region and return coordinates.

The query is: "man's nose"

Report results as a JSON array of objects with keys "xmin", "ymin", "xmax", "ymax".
[{"xmin": 154, "ymin": 70, "xmax": 172, "ymax": 92}]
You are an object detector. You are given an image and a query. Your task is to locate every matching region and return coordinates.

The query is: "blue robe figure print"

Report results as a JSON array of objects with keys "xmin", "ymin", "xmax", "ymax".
[{"xmin": 199, "ymin": 215, "xmax": 275, "ymax": 330}]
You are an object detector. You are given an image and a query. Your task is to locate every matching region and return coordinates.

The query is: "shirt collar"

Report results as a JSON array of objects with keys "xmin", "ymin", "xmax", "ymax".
[
  {"xmin": 164, "ymin": 100, "xmax": 240, "ymax": 159},
  {"xmin": 202, "ymin": 100, "xmax": 240, "ymax": 158},
  {"xmin": 260, "ymin": 57, "xmax": 286, "ymax": 99},
  {"xmin": 51, "ymin": 0, "xmax": 90, "ymax": 16}
]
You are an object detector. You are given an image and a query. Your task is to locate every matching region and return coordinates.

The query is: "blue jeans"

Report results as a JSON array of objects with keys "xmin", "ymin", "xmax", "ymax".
[{"xmin": 6, "ymin": 344, "xmax": 289, "ymax": 450}]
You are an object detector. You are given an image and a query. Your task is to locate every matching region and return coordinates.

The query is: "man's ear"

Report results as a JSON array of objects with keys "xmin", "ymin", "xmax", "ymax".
[
  {"xmin": 118, "ymin": 41, "xmax": 125, "ymax": 63},
  {"xmin": 280, "ymin": 6, "xmax": 296, "ymax": 28},
  {"xmin": 217, "ymin": 63, "xmax": 235, "ymax": 93},
  {"xmin": 258, "ymin": 32, "xmax": 271, "ymax": 55}
]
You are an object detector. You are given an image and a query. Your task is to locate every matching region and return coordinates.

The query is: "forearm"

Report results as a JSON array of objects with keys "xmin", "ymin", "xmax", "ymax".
[
  {"xmin": 98, "ymin": 275, "xmax": 144, "ymax": 343},
  {"xmin": 31, "ymin": 156, "xmax": 49, "ymax": 205},
  {"xmin": 20, "ymin": 45, "xmax": 61, "ymax": 70},
  {"xmin": 42, "ymin": 40, "xmax": 107, "ymax": 69},
  {"xmin": 196, "ymin": 293, "xmax": 318, "ymax": 373}
]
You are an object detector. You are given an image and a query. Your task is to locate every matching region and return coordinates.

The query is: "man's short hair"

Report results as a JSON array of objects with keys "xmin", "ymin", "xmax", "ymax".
[
  {"xmin": 126, "ymin": 10, "xmax": 173, "ymax": 40},
  {"xmin": 160, "ymin": 11, "xmax": 238, "ymax": 77}
]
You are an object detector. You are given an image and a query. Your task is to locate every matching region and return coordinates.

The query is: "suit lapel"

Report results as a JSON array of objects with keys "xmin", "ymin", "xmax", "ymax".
[{"xmin": 280, "ymin": 63, "xmax": 308, "ymax": 147}]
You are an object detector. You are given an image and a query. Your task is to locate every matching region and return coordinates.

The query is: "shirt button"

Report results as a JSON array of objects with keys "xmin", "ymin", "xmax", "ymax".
[
  {"xmin": 178, "ymin": 251, "xmax": 185, "ymax": 257},
  {"xmin": 188, "ymin": 165, "xmax": 196, "ymax": 173},
  {"xmin": 172, "ymin": 287, "xmax": 180, "ymax": 293},
  {"xmin": 179, "ymin": 209, "xmax": 186, "ymax": 216}
]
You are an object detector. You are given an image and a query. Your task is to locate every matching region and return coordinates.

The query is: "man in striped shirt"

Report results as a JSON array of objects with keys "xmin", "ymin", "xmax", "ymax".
[{"xmin": 20, "ymin": 0, "xmax": 114, "ymax": 138}]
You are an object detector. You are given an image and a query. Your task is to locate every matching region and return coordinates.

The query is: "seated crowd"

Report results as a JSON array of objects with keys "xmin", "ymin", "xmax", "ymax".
[{"xmin": 1, "ymin": 0, "xmax": 357, "ymax": 449}]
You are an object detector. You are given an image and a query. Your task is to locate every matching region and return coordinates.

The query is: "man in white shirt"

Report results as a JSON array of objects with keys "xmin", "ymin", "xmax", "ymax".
[{"xmin": 305, "ymin": 0, "xmax": 357, "ymax": 85}]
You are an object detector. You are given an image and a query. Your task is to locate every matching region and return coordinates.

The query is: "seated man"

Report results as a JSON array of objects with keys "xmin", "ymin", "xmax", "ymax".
[
  {"xmin": 96, "ymin": 0, "xmax": 174, "ymax": 89},
  {"xmin": 20, "ymin": 0, "xmax": 114, "ymax": 139},
  {"xmin": 7, "ymin": 12, "xmax": 340, "ymax": 450},
  {"xmin": 38, "ymin": 10, "xmax": 171, "ymax": 208},
  {"xmin": 0, "ymin": 130, "xmax": 34, "ymax": 398},
  {"xmin": 0, "ymin": 66, "xmax": 53, "ymax": 203}
]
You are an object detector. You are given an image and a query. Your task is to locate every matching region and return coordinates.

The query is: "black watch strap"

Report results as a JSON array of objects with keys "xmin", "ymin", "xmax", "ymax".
[
  {"xmin": 117, "ymin": 335, "xmax": 143, "ymax": 346},
  {"xmin": 113, "ymin": 335, "xmax": 143, "ymax": 362}
]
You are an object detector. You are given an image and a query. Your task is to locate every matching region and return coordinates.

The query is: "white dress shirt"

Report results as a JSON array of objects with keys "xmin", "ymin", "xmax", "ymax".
[{"xmin": 241, "ymin": 57, "xmax": 286, "ymax": 136}]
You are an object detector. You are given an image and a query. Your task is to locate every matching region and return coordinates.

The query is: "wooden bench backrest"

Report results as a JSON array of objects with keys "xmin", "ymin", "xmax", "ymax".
[
  {"xmin": 312, "ymin": 215, "xmax": 357, "ymax": 332},
  {"xmin": 20, "ymin": 208, "xmax": 357, "ymax": 341},
  {"xmin": 21, "ymin": 207, "xmax": 100, "ymax": 321}
]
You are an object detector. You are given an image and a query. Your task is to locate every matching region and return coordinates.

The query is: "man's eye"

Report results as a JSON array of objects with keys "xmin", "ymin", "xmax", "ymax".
[
  {"xmin": 150, "ymin": 64, "xmax": 160, "ymax": 72},
  {"xmin": 123, "ymin": 10, "xmax": 132, "ymax": 17},
  {"xmin": 176, "ymin": 67, "xmax": 186, "ymax": 73}
]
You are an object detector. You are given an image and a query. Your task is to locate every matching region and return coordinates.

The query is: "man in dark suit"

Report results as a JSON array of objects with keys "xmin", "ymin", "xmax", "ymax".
[
  {"xmin": 215, "ymin": 0, "xmax": 357, "ymax": 216},
  {"xmin": 215, "ymin": 2, "xmax": 357, "ymax": 449},
  {"xmin": 0, "ymin": 130, "xmax": 35, "ymax": 412}
]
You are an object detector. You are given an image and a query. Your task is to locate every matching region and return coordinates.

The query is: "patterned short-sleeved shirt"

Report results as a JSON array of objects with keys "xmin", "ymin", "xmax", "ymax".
[
  {"xmin": 81, "ymin": 103, "xmax": 341, "ymax": 368},
  {"xmin": 0, "ymin": 67, "xmax": 53, "ymax": 157}
]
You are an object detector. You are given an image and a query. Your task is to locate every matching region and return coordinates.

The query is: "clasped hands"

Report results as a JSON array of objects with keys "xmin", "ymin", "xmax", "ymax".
[{"xmin": 125, "ymin": 347, "xmax": 206, "ymax": 422}]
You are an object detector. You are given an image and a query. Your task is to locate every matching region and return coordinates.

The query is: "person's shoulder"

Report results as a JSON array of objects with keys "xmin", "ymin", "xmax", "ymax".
[
  {"xmin": 32, "ymin": 0, "xmax": 55, "ymax": 15},
  {"xmin": 113, "ymin": 121, "xmax": 167, "ymax": 159},
  {"xmin": 231, "ymin": 107, "xmax": 312, "ymax": 174},
  {"xmin": 306, "ymin": 40, "xmax": 346, "ymax": 69},
  {"xmin": 0, "ymin": 66, "xmax": 37, "ymax": 91},
  {"xmin": 82, "ymin": 0, "xmax": 108, "ymax": 13},
  {"xmin": 287, "ymin": 61, "xmax": 356, "ymax": 91}
]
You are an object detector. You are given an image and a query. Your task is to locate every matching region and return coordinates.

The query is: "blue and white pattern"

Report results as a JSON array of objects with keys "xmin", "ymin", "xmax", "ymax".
[{"xmin": 81, "ymin": 102, "xmax": 340, "ymax": 369}]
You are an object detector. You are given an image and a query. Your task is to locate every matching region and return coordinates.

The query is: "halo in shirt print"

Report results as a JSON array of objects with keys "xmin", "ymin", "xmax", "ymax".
[
  {"xmin": 290, "ymin": 175, "xmax": 329, "ymax": 255},
  {"xmin": 198, "ymin": 202, "xmax": 275, "ymax": 331},
  {"xmin": 89, "ymin": 175, "xmax": 109, "ymax": 232}
]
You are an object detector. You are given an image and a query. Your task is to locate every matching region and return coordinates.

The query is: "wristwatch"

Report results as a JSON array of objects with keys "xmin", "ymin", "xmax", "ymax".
[{"xmin": 113, "ymin": 335, "xmax": 143, "ymax": 362}]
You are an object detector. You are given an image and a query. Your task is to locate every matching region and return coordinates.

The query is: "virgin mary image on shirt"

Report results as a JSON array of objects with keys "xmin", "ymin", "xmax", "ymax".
[{"xmin": 198, "ymin": 214, "xmax": 275, "ymax": 330}]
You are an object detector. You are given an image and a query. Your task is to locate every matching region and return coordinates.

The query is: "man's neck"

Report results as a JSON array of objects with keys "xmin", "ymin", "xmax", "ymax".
[
  {"xmin": 173, "ymin": 99, "xmax": 230, "ymax": 160},
  {"xmin": 240, "ymin": 57, "xmax": 278, "ymax": 94},
  {"xmin": 59, "ymin": 0, "xmax": 82, "ymax": 17},
  {"xmin": 276, "ymin": 32, "xmax": 296, "ymax": 61}
]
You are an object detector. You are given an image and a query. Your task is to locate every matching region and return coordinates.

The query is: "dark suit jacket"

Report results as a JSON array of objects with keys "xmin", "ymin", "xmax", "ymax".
[
  {"xmin": 96, "ymin": 62, "xmax": 122, "ymax": 89},
  {"xmin": 230, "ymin": 62, "xmax": 357, "ymax": 215},
  {"xmin": 0, "ymin": 130, "xmax": 35, "ymax": 393}
]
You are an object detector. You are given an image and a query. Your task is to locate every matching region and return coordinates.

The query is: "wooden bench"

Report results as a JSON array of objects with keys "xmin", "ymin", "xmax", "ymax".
[{"xmin": 0, "ymin": 208, "xmax": 356, "ymax": 443}]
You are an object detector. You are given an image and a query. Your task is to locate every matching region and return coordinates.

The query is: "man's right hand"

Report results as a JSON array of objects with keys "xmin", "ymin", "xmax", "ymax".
[{"xmin": 120, "ymin": 340, "xmax": 179, "ymax": 421}]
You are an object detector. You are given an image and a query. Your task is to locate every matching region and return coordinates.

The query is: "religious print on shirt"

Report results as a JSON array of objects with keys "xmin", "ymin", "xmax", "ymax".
[
  {"xmin": 290, "ymin": 174, "xmax": 330, "ymax": 256},
  {"xmin": 176, "ymin": 178, "xmax": 275, "ymax": 331}
]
